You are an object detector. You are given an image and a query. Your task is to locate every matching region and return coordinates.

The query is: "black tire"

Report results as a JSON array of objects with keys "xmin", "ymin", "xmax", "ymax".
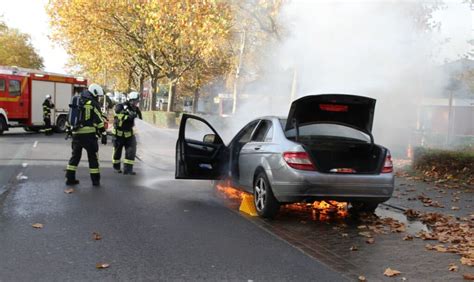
[
  {"xmin": 350, "ymin": 201, "xmax": 379, "ymax": 213},
  {"xmin": 0, "ymin": 116, "xmax": 6, "ymax": 135},
  {"xmin": 253, "ymin": 171, "xmax": 280, "ymax": 218},
  {"xmin": 55, "ymin": 115, "xmax": 67, "ymax": 133}
]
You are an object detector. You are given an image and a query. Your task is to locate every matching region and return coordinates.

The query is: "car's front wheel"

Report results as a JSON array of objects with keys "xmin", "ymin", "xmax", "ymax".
[{"xmin": 253, "ymin": 171, "xmax": 280, "ymax": 218}]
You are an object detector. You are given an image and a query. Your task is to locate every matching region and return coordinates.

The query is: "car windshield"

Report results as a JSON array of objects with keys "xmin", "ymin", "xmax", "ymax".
[{"xmin": 279, "ymin": 119, "xmax": 370, "ymax": 143}]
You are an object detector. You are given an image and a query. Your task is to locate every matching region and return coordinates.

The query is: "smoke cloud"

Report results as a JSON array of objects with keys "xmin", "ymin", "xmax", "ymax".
[{"xmin": 211, "ymin": 0, "xmax": 471, "ymax": 156}]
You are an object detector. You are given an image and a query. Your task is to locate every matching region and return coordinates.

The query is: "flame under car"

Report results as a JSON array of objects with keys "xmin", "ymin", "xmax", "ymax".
[{"xmin": 176, "ymin": 94, "xmax": 395, "ymax": 218}]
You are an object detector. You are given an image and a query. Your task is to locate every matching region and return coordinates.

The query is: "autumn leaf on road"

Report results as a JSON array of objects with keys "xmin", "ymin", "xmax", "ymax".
[
  {"xmin": 448, "ymin": 263, "xmax": 458, "ymax": 272},
  {"xmin": 384, "ymin": 268, "xmax": 401, "ymax": 277},
  {"xmin": 32, "ymin": 223, "xmax": 43, "ymax": 229},
  {"xmin": 96, "ymin": 263, "xmax": 110, "ymax": 269},
  {"xmin": 461, "ymin": 257, "xmax": 474, "ymax": 266},
  {"xmin": 64, "ymin": 188, "xmax": 75, "ymax": 194},
  {"xmin": 358, "ymin": 275, "xmax": 366, "ymax": 281},
  {"xmin": 350, "ymin": 245, "xmax": 358, "ymax": 251},
  {"xmin": 463, "ymin": 273, "xmax": 474, "ymax": 280},
  {"xmin": 451, "ymin": 206, "xmax": 460, "ymax": 211},
  {"xmin": 92, "ymin": 232, "xmax": 102, "ymax": 241},
  {"xmin": 358, "ymin": 231, "xmax": 373, "ymax": 238},
  {"xmin": 366, "ymin": 238, "xmax": 375, "ymax": 244},
  {"xmin": 403, "ymin": 235, "xmax": 413, "ymax": 241}
]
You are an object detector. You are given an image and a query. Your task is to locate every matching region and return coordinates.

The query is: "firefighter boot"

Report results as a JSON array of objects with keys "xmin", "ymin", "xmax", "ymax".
[
  {"xmin": 65, "ymin": 170, "xmax": 79, "ymax": 185},
  {"xmin": 123, "ymin": 164, "xmax": 136, "ymax": 175},
  {"xmin": 113, "ymin": 163, "xmax": 122, "ymax": 173},
  {"xmin": 91, "ymin": 172, "xmax": 101, "ymax": 187}
]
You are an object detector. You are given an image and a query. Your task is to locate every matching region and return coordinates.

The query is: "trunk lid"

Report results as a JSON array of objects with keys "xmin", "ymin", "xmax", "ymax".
[{"xmin": 285, "ymin": 94, "xmax": 376, "ymax": 134}]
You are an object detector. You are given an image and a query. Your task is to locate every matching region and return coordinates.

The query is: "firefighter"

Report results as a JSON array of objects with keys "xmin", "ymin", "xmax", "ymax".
[
  {"xmin": 112, "ymin": 91, "xmax": 141, "ymax": 175},
  {"xmin": 43, "ymin": 95, "xmax": 55, "ymax": 135},
  {"xmin": 65, "ymin": 83, "xmax": 108, "ymax": 186}
]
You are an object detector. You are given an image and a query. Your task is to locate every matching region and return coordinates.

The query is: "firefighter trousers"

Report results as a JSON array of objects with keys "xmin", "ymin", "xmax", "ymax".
[
  {"xmin": 44, "ymin": 117, "xmax": 53, "ymax": 135},
  {"xmin": 66, "ymin": 133, "xmax": 100, "ymax": 183},
  {"xmin": 112, "ymin": 135, "xmax": 136, "ymax": 173}
]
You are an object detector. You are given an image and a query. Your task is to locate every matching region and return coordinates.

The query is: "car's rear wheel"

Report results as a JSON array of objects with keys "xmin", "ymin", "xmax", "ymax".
[
  {"xmin": 254, "ymin": 171, "xmax": 280, "ymax": 218},
  {"xmin": 350, "ymin": 201, "xmax": 379, "ymax": 213}
]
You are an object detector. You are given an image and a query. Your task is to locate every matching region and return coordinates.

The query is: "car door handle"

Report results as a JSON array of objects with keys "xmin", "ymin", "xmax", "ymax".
[{"xmin": 254, "ymin": 147, "xmax": 261, "ymax": 151}]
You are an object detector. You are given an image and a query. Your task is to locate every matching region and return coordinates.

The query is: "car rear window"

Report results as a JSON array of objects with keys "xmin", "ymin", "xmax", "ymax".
[{"xmin": 280, "ymin": 119, "xmax": 370, "ymax": 142}]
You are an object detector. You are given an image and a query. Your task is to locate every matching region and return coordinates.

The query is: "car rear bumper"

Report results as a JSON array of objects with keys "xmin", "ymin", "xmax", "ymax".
[{"xmin": 270, "ymin": 169, "xmax": 394, "ymax": 203}]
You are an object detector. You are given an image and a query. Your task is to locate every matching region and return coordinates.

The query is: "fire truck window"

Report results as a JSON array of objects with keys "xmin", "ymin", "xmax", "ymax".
[
  {"xmin": 0, "ymin": 79, "xmax": 5, "ymax": 92},
  {"xmin": 9, "ymin": 80, "xmax": 21, "ymax": 97}
]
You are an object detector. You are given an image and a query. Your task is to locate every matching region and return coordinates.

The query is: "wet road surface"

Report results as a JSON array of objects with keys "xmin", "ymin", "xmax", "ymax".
[{"xmin": 0, "ymin": 124, "xmax": 344, "ymax": 281}]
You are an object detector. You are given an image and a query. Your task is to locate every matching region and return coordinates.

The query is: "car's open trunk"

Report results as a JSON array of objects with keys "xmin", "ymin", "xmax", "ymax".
[{"xmin": 299, "ymin": 139, "xmax": 386, "ymax": 174}]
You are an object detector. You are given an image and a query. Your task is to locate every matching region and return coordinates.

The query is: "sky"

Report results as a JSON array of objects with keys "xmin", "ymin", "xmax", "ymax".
[{"xmin": 0, "ymin": 0, "xmax": 472, "ymax": 74}]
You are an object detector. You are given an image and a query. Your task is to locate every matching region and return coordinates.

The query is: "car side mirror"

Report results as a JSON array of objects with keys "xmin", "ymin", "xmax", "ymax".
[{"xmin": 203, "ymin": 134, "xmax": 216, "ymax": 144}]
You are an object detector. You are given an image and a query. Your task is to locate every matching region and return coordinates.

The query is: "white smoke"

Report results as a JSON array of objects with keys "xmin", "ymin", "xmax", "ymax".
[{"xmin": 219, "ymin": 0, "xmax": 471, "ymax": 156}]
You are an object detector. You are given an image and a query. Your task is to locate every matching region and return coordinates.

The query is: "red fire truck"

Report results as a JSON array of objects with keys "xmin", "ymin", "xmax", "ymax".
[{"xmin": 0, "ymin": 66, "xmax": 88, "ymax": 135}]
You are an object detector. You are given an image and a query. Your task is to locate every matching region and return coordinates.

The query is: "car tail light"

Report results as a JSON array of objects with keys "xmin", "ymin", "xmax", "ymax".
[
  {"xmin": 382, "ymin": 151, "xmax": 393, "ymax": 173},
  {"xmin": 283, "ymin": 152, "xmax": 316, "ymax": 171}
]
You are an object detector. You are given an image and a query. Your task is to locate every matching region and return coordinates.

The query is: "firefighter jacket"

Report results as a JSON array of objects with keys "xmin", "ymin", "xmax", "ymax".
[
  {"xmin": 73, "ymin": 99, "xmax": 105, "ymax": 136},
  {"xmin": 113, "ymin": 104, "xmax": 139, "ymax": 138},
  {"xmin": 42, "ymin": 99, "xmax": 55, "ymax": 118}
]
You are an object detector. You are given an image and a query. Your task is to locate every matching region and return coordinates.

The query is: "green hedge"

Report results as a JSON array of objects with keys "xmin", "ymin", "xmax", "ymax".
[
  {"xmin": 142, "ymin": 111, "xmax": 181, "ymax": 128},
  {"xmin": 413, "ymin": 147, "xmax": 474, "ymax": 180}
]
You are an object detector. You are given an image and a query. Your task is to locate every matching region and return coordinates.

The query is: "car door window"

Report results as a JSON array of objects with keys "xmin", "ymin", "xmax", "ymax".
[
  {"xmin": 264, "ymin": 125, "xmax": 273, "ymax": 142},
  {"xmin": 9, "ymin": 80, "xmax": 21, "ymax": 97},
  {"xmin": 236, "ymin": 121, "xmax": 259, "ymax": 144},
  {"xmin": 252, "ymin": 120, "xmax": 272, "ymax": 142},
  {"xmin": 0, "ymin": 79, "xmax": 5, "ymax": 92},
  {"xmin": 185, "ymin": 118, "xmax": 215, "ymax": 143}
]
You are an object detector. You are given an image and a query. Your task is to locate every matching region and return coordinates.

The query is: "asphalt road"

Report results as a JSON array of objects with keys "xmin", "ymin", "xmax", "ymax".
[{"xmin": 0, "ymin": 122, "xmax": 345, "ymax": 281}]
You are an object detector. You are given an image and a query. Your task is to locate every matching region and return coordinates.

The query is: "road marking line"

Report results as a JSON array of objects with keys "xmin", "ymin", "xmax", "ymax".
[{"xmin": 33, "ymin": 141, "xmax": 38, "ymax": 148}]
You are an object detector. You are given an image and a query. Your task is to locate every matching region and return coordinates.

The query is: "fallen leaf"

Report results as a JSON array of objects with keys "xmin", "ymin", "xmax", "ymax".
[
  {"xmin": 403, "ymin": 235, "xmax": 413, "ymax": 241},
  {"xmin": 451, "ymin": 206, "xmax": 460, "ymax": 211},
  {"xmin": 448, "ymin": 264, "xmax": 458, "ymax": 272},
  {"xmin": 358, "ymin": 231, "xmax": 373, "ymax": 238},
  {"xmin": 461, "ymin": 257, "xmax": 474, "ymax": 266},
  {"xmin": 357, "ymin": 225, "xmax": 367, "ymax": 229},
  {"xmin": 341, "ymin": 233, "xmax": 349, "ymax": 238},
  {"xmin": 64, "ymin": 188, "xmax": 75, "ymax": 194},
  {"xmin": 366, "ymin": 238, "xmax": 375, "ymax": 244},
  {"xmin": 358, "ymin": 275, "xmax": 366, "ymax": 281},
  {"xmin": 464, "ymin": 273, "xmax": 474, "ymax": 280},
  {"xmin": 32, "ymin": 223, "xmax": 43, "ymax": 229},
  {"xmin": 384, "ymin": 268, "xmax": 401, "ymax": 277},
  {"xmin": 96, "ymin": 263, "xmax": 110, "ymax": 269},
  {"xmin": 350, "ymin": 245, "xmax": 358, "ymax": 251},
  {"xmin": 92, "ymin": 232, "xmax": 102, "ymax": 241}
]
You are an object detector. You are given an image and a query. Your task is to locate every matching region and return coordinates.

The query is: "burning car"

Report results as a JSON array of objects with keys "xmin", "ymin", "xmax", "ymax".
[{"xmin": 176, "ymin": 94, "xmax": 394, "ymax": 218}]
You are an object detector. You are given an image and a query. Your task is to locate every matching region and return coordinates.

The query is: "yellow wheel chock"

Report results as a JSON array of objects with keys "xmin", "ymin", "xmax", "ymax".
[{"xmin": 239, "ymin": 193, "xmax": 258, "ymax": 216}]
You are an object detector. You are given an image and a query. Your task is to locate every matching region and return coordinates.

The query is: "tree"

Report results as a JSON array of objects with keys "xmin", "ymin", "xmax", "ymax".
[
  {"xmin": 0, "ymin": 20, "xmax": 44, "ymax": 69},
  {"xmin": 48, "ymin": 0, "xmax": 233, "ymax": 111}
]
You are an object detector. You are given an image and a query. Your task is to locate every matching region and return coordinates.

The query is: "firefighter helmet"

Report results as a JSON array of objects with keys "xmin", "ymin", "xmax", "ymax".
[
  {"xmin": 128, "ymin": 91, "xmax": 139, "ymax": 101},
  {"xmin": 88, "ymin": 83, "xmax": 104, "ymax": 98},
  {"xmin": 45, "ymin": 94, "xmax": 51, "ymax": 99}
]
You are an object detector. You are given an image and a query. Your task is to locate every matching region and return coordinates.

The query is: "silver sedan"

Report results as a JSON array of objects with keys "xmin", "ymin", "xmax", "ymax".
[{"xmin": 176, "ymin": 94, "xmax": 395, "ymax": 218}]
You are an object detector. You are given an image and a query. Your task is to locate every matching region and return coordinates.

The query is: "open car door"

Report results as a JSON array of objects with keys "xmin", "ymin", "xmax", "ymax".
[{"xmin": 176, "ymin": 114, "xmax": 228, "ymax": 180}]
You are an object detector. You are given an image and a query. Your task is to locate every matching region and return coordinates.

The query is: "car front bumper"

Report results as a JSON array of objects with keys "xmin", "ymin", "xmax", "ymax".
[{"xmin": 269, "ymin": 168, "xmax": 394, "ymax": 203}]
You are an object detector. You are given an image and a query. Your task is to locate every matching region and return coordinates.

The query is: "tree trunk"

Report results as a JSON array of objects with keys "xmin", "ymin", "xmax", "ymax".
[
  {"xmin": 192, "ymin": 88, "xmax": 200, "ymax": 113},
  {"xmin": 167, "ymin": 81, "xmax": 176, "ymax": 112},
  {"xmin": 127, "ymin": 69, "xmax": 133, "ymax": 93},
  {"xmin": 151, "ymin": 76, "xmax": 158, "ymax": 111},
  {"xmin": 139, "ymin": 74, "xmax": 145, "ymax": 110}
]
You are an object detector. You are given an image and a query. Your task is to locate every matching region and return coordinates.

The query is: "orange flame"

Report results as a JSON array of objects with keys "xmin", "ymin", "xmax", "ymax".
[
  {"xmin": 215, "ymin": 181, "xmax": 349, "ymax": 220},
  {"xmin": 215, "ymin": 182, "xmax": 245, "ymax": 200}
]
